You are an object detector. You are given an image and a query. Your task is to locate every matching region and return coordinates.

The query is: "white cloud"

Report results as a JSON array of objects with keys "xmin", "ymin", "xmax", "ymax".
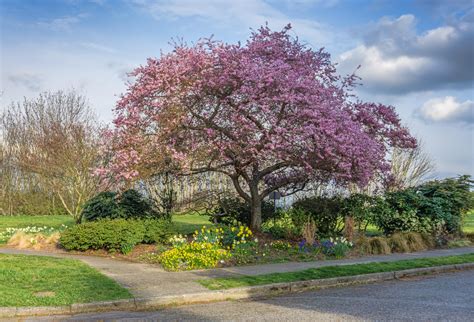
[
  {"xmin": 7, "ymin": 73, "xmax": 44, "ymax": 92},
  {"xmin": 338, "ymin": 13, "xmax": 474, "ymax": 94},
  {"xmin": 80, "ymin": 42, "xmax": 116, "ymax": 54},
  {"xmin": 416, "ymin": 96, "xmax": 474, "ymax": 124},
  {"xmin": 37, "ymin": 13, "xmax": 88, "ymax": 32},
  {"xmin": 128, "ymin": 0, "xmax": 329, "ymax": 45}
]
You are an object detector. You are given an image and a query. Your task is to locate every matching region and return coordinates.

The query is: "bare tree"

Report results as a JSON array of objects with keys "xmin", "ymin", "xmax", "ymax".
[
  {"xmin": 1, "ymin": 90, "xmax": 102, "ymax": 222},
  {"xmin": 388, "ymin": 141, "xmax": 435, "ymax": 191}
]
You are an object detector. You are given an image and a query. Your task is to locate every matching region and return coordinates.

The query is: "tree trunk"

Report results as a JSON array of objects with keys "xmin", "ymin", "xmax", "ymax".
[{"xmin": 250, "ymin": 198, "xmax": 262, "ymax": 231}]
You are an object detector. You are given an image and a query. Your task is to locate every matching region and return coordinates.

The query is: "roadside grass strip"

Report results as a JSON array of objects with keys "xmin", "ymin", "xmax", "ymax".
[
  {"xmin": 198, "ymin": 253, "xmax": 474, "ymax": 290},
  {"xmin": 0, "ymin": 254, "xmax": 132, "ymax": 307}
]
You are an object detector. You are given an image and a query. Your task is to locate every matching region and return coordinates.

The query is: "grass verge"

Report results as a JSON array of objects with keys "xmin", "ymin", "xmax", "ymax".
[
  {"xmin": 172, "ymin": 213, "xmax": 213, "ymax": 235},
  {"xmin": 0, "ymin": 254, "xmax": 132, "ymax": 307},
  {"xmin": 463, "ymin": 210, "xmax": 474, "ymax": 233},
  {"xmin": 198, "ymin": 253, "xmax": 474, "ymax": 290}
]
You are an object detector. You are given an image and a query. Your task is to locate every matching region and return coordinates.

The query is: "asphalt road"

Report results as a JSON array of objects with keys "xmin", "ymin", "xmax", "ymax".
[{"xmin": 36, "ymin": 270, "xmax": 474, "ymax": 321}]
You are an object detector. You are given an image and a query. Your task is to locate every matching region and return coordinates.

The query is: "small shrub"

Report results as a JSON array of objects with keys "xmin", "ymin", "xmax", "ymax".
[
  {"xmin": 302, "ymin": 218, "xmax": 317, "ymax": 245},
  {"xmin": 388, "ymin": 233, "xmax": 410, "ymax": 253},
  {"xmin": 59, "ymin": 219, "xmax": 146, "ymax": 254},
  {"xmin": 293, "ymin": 196, "xmax": 344, "ymax": 236},
  {"xmin": 159, "ymin": 242, "xmax": 231, "ymax": 271},
  {"xmin": 261, "ymin": 211, "xmax": 301, "ymax": 239},
  {"xmin": 142, "ymin": 219, "xmax": 173, "ymax": 244},
  {"xmin": 356, "ymin": 236, "xmax": 391, "ymax": 255},
  {"xmin": 81, "ymin": 189, "xmax": 163, "ymax": 222},
  {"xmin": 318, "ymin": 237, "xmax": 353, "ymax": 258},
  {"xmin": 447, "ymin": 239, "xmax": 473, "ymax": 248},
  {"xmin": 343, "ymin": 216, "xmax": 355, "ymax": 241},
  {"xmin": 404, "ymin": 232, "xmax": 427, "ymax": 252},
  {"xmin": 118, "ymin": 189, "xmax": 161, "ymax": 219},
  {"xmin": 8, "ymin": 231, "xmax": 61, "ymax": 250},
  {"xmin": 208, "ymin": 197, "xmax": 275, "ymax": 226},
  {"xmin": 270, "ymin": 240, "xmax": 293, "ymax": 251},
  {"xmin": 80, "ymin": 191, "xmax": 123, "ymax": 222},
  {"xmin": 465, "ymin": 233, "xmax": 474, "ymax": 243},
  {"xmin": 420, "ymin": 232, "xmax": 436, "ymax": 248}
]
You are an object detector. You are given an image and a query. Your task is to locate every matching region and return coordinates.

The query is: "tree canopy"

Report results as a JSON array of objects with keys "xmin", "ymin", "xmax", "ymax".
[{"xmin": 98, "ymin": 25, "xmax": 416, "ymax": 229}]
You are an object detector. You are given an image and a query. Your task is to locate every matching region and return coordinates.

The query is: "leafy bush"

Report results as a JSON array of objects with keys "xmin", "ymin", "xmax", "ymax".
[
  {"xmin": 159, "ymin": 242, "xmax": 231, "ymax": 271},
  {"xmin": 60, "ymin": 218, "xmax": 171, "ymax": 253},
  {"xmin": 118, "ymin": 189, "xmax": 160, "ymax": 219},
  {"xmin": 373, "ymin": 176, "xmax": 473, "ymax": 235},
  {"xmin": 80, "ymin": 192, "xmax": 123, "ymax": 222},
  {"xmin": 81, "ymin": 189, "xmax": 162, "ymax": 222},
  {"xmin": 60, "ymin": 219, "xmax": 145, "ymax": 254},
  {"xmin": 340, "ymin": 194, "xmax": 380, "ymax": 232},
  {"xmin": 261, "ymin": 211, "xmax": 301, "ymax": 239},
  {"xmin": 292, "ymin": 196, "xmax": 344, "ymax": 236},
  {"xmin": 208, "ymin": 197, "xmax": 275, "ymax": 226},
  {"xmin": 142, "ymin": 219, "xmax": 173, "ymax": 244}
]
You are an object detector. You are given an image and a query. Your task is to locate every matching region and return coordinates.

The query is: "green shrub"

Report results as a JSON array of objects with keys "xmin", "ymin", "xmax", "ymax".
[
  {"xmin": 207, "ymin": 197, "xmax": 275, "ymax": 226},
  {"xmin": 142, "ymin": 219, "xmax": 173, "ymax": 244},
  {"xmin": 60, "ymin": 219, "xmax": 145, "ymax": 254},
  {"xmin": 292, "ymin": 196, "xmax": 344, "ymax": 236},
  {"xmin": 374, "ymin": 190, "xmax": 432, "ymax": 235},
  {"xmin": 465, "ymin": 233, "xmax": 474, "ymax": 243},
  {"xmin": 81, "ymin": 189, "xmax": 163, "ymax": 222},
  {"xmin": 374, "ymin": 176, "xmax": 473, "ymax": 235},
  {"xmin": 261, "ymin": 211, "xmax": 301, "ymax": 239},
  {"xmin": 80, "ymin": 192, "xmax": 123, "ymax": 222},
  {"xmin": 59, "ymin": 219, "xmax": 171, "ymax": 254},
  {"xmin": 159, "ymin": 242, "xmax": 231, "ymax": 271},
  {"xmin": 447, "ymin": 239, "xmax": 473, "ymax": 248},
  {"xmin": 340, "ymin": 193, "xmax": 380, "ymax": 232},
  {"xmin": 118, "ymin": 189, "xmax": 161, "ymax": 219}
]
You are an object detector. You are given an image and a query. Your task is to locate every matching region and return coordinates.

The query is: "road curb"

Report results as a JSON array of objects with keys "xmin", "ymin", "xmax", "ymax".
[{"xmin": 1, "ymin": 262, "xmax": 473, "ymax": 318}]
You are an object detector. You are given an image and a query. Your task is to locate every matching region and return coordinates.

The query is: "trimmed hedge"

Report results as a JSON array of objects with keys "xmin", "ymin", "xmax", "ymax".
[{"xmin": 60, "ymin": 219, "xmax": 172, "ymax": 254}]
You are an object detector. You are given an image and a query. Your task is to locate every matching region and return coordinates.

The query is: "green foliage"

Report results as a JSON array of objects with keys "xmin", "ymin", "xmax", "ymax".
[
  {"xmin": 292, "ymin": 196, "xmax": 344, "ymax": 236},
  {"xmin": 59, "ymin": 218, "xmax": 171, "ymax": 254},
  {"xmin": 142, "ymin": 219, "xmax": 173, "ymax": 244},
  {"xmin": 261, "ymin": 211, "xmax": 302, "ymax": 239},
  {"xmin": 80, "ymin": 191, "xmax": 123, "ymax": 222},
  {"xmin": 340, "ymin": 193, "xmax": 380, "ymax": 232},
  {"xmin": 374, "ymin": 176, "xmax": 473, "ymax": 235},
  {"xmin": 80, "ymin": 189, "xmax": 163, "ymax": 222},
  {"xmin": 207, "ymin": 197, "xmax": 275, "ymax": 226},
  {"xmin": 159, "ymin": 242, "xmax": 231, "ymax": 271},
  {"xmin": 118, "ymin": 189, "xmax": 161, "ymax": 219}
]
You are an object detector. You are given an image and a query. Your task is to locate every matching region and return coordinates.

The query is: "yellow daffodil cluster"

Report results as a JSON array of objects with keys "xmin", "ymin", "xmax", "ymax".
[
  {"xmin": 270, "ymin": 240, "xmax": 293, "ymax": 251},
  {"xmin": 159, "ymin": 225, "xmax": 255, "ymax": 271},
  {"xmin": 159, "ymin": 241, "xmax": 231, "ymax": 271},
  {"xmin": 168, "ymin": 234, "xmax": 187, "ymax": 247}
]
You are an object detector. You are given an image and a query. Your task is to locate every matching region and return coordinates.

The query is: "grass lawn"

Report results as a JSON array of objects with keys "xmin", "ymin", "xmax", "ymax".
[
  {"xmin": 0, "ymin": 215, "xmax": 74, "ymax": 244},
  {"xmin": 172, "ymin": 213, "xmax": 213, "ymax": 235},
  {"xmin": 463, "ymin": 210, "xmax": 474, "ymax": 233},
  {"xmin": 198, "ymin": 253, "xmax": 474, "ymax": 290},
  {"xmin": 0, "ymin": 254, "xmax": 132, "ymax": 307},
  {"xmin": 0, "ymin": 215, "xmax": 74, "ymax": 231}
]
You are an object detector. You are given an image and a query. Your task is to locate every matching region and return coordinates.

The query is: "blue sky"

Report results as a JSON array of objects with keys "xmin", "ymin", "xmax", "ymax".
[{"xmin": 1, "ymin": 0, "xmax": 473, "ymax": 178}]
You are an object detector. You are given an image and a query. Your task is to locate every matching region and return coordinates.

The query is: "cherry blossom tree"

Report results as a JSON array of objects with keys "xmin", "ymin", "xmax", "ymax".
[{"xmin": 99, "ymin": 25, "xmax": 416, "ymax": 229}]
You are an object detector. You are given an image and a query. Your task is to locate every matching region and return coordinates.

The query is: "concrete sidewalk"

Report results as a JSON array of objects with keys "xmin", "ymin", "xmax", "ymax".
[{"xmin": 1, "ymin": 246, "xmax": 473, "ymax": 299}]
